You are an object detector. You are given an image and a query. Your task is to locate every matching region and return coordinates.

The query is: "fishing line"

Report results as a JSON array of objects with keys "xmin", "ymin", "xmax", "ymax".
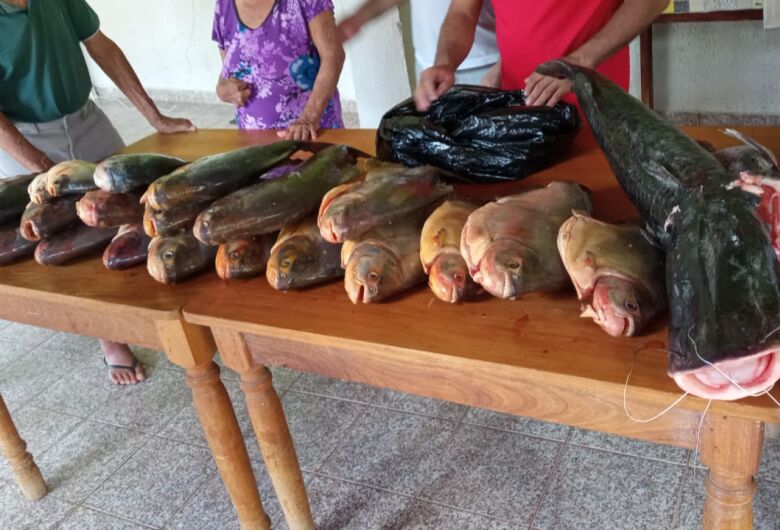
[
  {"xmin": 623, "ymin": 347, "xmax": 689, "ymax": 423},
  {"xmin": 692, "ymin": 399, "xmax": 712, "ymax": 481}
]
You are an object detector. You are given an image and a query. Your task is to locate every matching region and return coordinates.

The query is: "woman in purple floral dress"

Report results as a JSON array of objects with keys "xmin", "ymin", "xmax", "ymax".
[{"xmin": 213, "ymin": 0, "xmax": 345, "ymax": 140}]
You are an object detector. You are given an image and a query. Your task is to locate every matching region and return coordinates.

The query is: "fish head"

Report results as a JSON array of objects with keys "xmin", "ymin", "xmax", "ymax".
[
  {"xmin": 147, "ymin": 235, "xmax": 196, "ymax": 284},
  {"xmin": 428, "ymin": 251, "xmax": 480, "ymax": 303},
  {"xmin": 475, "ymin": 240, "xmax": 538, "ymax": 299},
  {"xmin": 319, "ymin": 195, "xmax": 368, "ymax": 243},
  {"xmin": 344, "ymin": 245, "xmax": 401, "ymax": 304},
  {"xmin": 216, "ymin": 239, "xmax": 264, "ymax": 280},
  {"xmin": 587, "ymin": 275, "xmax": 649, "ymax": 337},
  {"xmin": 266, "ymin": 237, "xmax": 320, "ymax": 290}
]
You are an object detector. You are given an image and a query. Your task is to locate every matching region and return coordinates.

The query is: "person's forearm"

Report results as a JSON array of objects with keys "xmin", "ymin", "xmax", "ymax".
[
  {"xmin": 87, "ymin": 34, "xmax": 163, "ymax": 126},
  {"xmin": 302, "ymin": 49, "xmax": 345, "ymax": 122},
  {"xmin": 352, "ymin": 0, "xmax": 405, "ymax": 24},
  {"xmin": 0, "ymin": 112, "xmax": 52, "ymax": 173},
  {"xmin": 433, "ymin": 3, "xmax": 480, "ymax": 69},
  {"xmin": 569, "ymin": 0, "xmax": 668, "ymax": 68}
]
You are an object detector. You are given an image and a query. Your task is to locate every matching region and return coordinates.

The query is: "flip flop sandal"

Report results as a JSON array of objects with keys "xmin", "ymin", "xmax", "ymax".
[{"xmin": 103, "ymin": 357, "xmax": 140, "ymax": 374}]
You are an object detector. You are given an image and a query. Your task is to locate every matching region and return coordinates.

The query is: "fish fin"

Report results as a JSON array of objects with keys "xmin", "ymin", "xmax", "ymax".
[
  {"xmin": 645, "ymin": 159, "xmax": 683, "ymax": 190},
  {"xmin": 580, "ymin": 306, "xmax": 597, "ymax": 319},
  {"xmin": 723, "ymin": 128, "xmax": 779, "ymax": 167}
]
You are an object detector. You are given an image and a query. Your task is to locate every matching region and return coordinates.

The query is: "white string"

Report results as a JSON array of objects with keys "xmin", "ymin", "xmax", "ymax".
[
  {"xmin": 692, "ymin": 399, "xmax": 712, "ymax": 481},
  {"xmin": 623, "ymin": 348, "xmax": 690, "ymax": 423}
]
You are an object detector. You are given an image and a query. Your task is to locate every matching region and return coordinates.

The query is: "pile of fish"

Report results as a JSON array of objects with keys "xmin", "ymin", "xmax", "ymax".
[{"xmin": 537, "ymin": 59, "xmax": 780, "ymax": 401}]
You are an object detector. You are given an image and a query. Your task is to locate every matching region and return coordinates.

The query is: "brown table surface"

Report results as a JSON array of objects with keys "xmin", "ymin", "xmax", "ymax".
[{"xmin": 179, "ymin": 127, "xmax": 780, "ymax": 425}]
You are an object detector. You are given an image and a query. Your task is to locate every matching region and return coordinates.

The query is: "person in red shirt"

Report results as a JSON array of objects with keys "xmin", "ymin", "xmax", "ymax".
[{"xmin": 339, "ymin": 0, "xmax": 668, "ymax": 109}]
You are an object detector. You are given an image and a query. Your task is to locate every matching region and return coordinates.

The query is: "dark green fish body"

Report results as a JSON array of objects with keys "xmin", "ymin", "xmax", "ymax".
[
  {"xmin": 77, "ymin": 191, "xmax": 144, "ymax": 228},
  {"xmin": 147, "ymin": 232, "xmax": 217, "ymax": 284},
  {"xmin": 215, "ymin": 235, "xmax": 274, "ymax": 280},
  {"xmin": 103, "ymin": 224, "xmax": 152, "ymax": 270},
  {"xmin": 0, "ymin": 226, "xmax": 38, "ymax": 265},
  {"xmin": 143, "ymin": 141, "xmax": 299, "ymax": 210},
  {"xmin": 35, "ymin": 225, "xmax": 118, "ymax": 266},
  {"xmin": 143, "ymin": 201, "xmax": 208, "ymax": 238},
  {"xmin": 20, "ymin": 197, "xmax": 79, "ymax": 241},
  {"xmin": 318, "ymin": 164, "xmax": 452, "ymax": 243},
  {"xmin": 0, "ymin": 174, "xmax": 36, "ymax": 224},
  {"xmin": 267, "ymin": 216, "xmax": 343, "ymax": 290},
  {"xmin": 193, "ymin": 144, "xmax": 360, "ymax": 245},
  {"xmin": 537, "ymin": 60, "xmax": 780, "ymax": 401},
  {"xmin": 95, "ymin": 153, "xmax": 187, "ymax": 193}
]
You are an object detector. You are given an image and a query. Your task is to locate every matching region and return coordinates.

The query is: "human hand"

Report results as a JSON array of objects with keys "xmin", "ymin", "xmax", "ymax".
[
  {"xmin": 337, "ymin": 13, "xmax": 365, "ymax": 42},
  {"xmin": 415, "ymin": 65, "xmax": 455, "ymax": 111},
  {"xmin": 217, "ymin": 77, "xmax": 252, "ymax": 107},
  {"xmin": 151, "ymin": 115, "xmax": 197, "ymax": 134},
  {"xmin": 277, "ymin": 116, "xmax": 319, "ymax": 141},
  {"xmin": 480, "ymin": 60, "xmax": 501, "ymax": 89},
  {"xmin": 525, "ymin": 55, "xmax": 593, "ymax": 107}
]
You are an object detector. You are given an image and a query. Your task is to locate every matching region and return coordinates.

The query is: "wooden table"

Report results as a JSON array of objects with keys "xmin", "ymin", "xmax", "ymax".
[{"xmin": 182, "ymin": 127, "xmax": 780, "ymax": 530}]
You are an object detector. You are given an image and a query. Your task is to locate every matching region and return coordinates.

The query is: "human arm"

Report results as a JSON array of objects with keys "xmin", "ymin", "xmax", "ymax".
[
  {"xmin": 414, "ymin": 0, "xmax": 483, "ymax": 111},
  {"xmin": 524, "ymin": 0, "xmax": 668, "ymax": 107},
  {"xmin": 336, "ymin": 0, "xmax": 405, "ymax": 42},
  {"xmin": 84, "ymin": 31, "xmax": 196, "ymax": 133},
  {"xmin": 0, "ymin": 112, "xmax": 54, "ymax": 173},
  {"xmin": 278, "ymin": 10, "xmax": 345, "ymax": 141}
]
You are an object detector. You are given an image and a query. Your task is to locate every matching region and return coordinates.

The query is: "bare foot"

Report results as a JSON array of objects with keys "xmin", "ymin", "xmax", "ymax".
[{"xmin": 99, "ymin": 340, "xmax": 146, "ymax": 385}]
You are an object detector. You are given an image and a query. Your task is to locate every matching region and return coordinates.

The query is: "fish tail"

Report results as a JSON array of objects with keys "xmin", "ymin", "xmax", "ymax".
[{"xmin": 535, "ymin": 60, "xmax": 578, "ymax": 81}]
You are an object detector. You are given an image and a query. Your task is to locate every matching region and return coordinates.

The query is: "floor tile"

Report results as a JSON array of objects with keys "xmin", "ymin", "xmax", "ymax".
[
  {"xmin": 0, "ymin": 318, "xmax": 12, "ymax": 329},
  {"xmin": 291, "ymin": 372, "xmax": 379, "ymax": 403},
  {"xmin": 0, "ymin": 347, "xmax": 75, "ymax": 406},
  {"xmin": 397, "ymin": 501, "xmax": 517, "ymax": 529},
  {"xmin": 39, "ymin": 332, "xmax": 103, "ymax": 357},
  {"xmin": 36, "ymin": 420, "xmax": 147, "ymax": 502},
  {"xmin": 534, "ymin": 444, "xmax": 686, "ymax": 530},
  {"xmin": 424, "ymin": 423, "xmax": 560, "ymax": 522},
  {"xmin": 463, "ymin": 407, "xmax": 570, "ymax": 441},
  {"xmin": 55, "ymin": 506, "xmax": 149, "ymax": 530},
  {"xmin": 0, "ymin": 337, "xmax": 35, "ymax": 368},
  {"xmin": 84, "ymin": 435, "xmax": 212, "ymax": 528},
  {"xmin": 370, "ymin": 389, "xmax": 470, "ymax": 421},
  {"xmin": 0, "ymin": 322, "xmax": 56, "ymax": 348},
  {"xmin": 0, "ymin": 406, "xmax": 83, "ymax": 482},
  {"xmin": 0, "ymin": 479, "xmax": 74, "ymax": 530},
  {"xmin": 281, "ymin": 391, "xmax": 365, "ymax": 471},
  {"xmin": 759, "ymin": 434, "xmax": 780, "ymax": 480},
  {"xmin": 319, "ymin": 407, "xmax": 460, "ymax": 496},
  {"xmin": 304, "ymin": 475, "xmax": 412, "ymax": 530},
  {"xmin": 568, "ymin": 428, "xmax": 691, "ymax": 464},
  {"xmin": 675, "ymin": 472, "xmax": 780, "ymax": 529},
  {"xmin": 129, "ymin": 346, "xmax": 182, "ymax": 374},
  {"xmin": 160, "ymin": 379, "xmax": 253, "ymax": 448},
  {"xmin": 269, "ymin": 366, "xmax": 302, "ymax": 392},
  {"xmin": 89, "ymin": 368, "xmax": 191, "ymax": 433},
  {"xmin": 32, "ymin": 354, "xmax": 122, "ymax": 418}
]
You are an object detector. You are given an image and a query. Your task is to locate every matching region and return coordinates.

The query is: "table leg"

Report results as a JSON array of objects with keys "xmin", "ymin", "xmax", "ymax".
[
  {"xmin": 701, "ymin": 414, "xmax": 764, "ymax": 530},
  {"xmin": 156, "ymin": 319, "xmax": 270, "ymax": 530},
  {"xmin": 212, "ymin": 327, "xmax": 315, "ymax": 530},
  {"xmin": 0, "ymin": 393, "xmax": 46, "ymax": 500}
]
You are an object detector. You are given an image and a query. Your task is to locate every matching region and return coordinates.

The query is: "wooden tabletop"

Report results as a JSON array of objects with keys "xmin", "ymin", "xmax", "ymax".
[{"xmin": 180, "ymin": 127, "xmax": 780, "ymax": 423}]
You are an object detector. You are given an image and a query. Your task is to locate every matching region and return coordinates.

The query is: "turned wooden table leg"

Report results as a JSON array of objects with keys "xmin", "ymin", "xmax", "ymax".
[
  {"xmin": 157, "ymin": 319, "xmax": 270, "ymax": 530},
  {"xmin": 0, "ymin": 393, "xmax": 46, "ymax": 500},
  {"xmin": 701, "ymin": 414, "xmax": 764, "ymax": 530},
  {"xmin": 213, "ymin": 327, "xmax": 315, "ymax": 530}
]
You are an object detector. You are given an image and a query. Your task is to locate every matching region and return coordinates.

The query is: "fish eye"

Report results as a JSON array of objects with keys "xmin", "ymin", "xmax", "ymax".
[
  {"xmin": 163, "ymin": 250, "xmax": 175, "ymax": 260},
  {"xmin": 281, "ymin": 258, "xmax": 292, "ymax": 268},
  {"xmin": 505, "ymin": 260, "xmax": 520, "ymax": 271},
  {"xmin": 453, "ymin": 272, "xmax": 464, "ymax": 282},
  {"xmin": 624, "ymin": 300, "xmax": 639, "ymax": 312},
  {"xmin": 368, "ymin": 271, "xmax": 379, "ymax": 282},
  {"xmin": 229, "ymin": 251, "xmax": 240, "ymax": 260}
]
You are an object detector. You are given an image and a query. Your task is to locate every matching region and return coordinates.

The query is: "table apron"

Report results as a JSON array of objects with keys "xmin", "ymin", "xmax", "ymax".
[
  {"xmin": 0, "ymin": 292, "xmax": 162, "ymax": 350},
  {"xmin": 242, "ymin": 333, "xmax": 702, "ymax": 450}
]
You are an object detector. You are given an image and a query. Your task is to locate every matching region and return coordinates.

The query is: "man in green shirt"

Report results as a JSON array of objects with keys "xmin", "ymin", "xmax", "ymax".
[{"xmin": 1, "ymin": 0, "xmax": 195, "ymax": 384}]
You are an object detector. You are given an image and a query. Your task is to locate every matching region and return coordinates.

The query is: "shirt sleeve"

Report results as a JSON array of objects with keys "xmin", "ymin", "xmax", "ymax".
[
  {"xmin": 212, "ymin": 0, "xmax": 226, "ymax": 49},
  {"xmin": 301, "ymin": 0, "xmax": 334, "ymax": 24},
  {"xmin": 62, "ymin": 0, "xmax": 100, "ymax": 41}
]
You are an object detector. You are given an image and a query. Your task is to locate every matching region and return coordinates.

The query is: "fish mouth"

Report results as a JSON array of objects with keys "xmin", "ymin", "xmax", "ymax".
[{"xmin": 672, "ymin": 349, "xmax": 780, "ymax": 401}]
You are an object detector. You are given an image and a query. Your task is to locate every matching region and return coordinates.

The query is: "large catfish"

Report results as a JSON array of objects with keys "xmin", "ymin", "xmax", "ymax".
[
  {"xmin": 461, "ymin": 182, "xmax": 592, "ymax": 300},
  {"xmin": 0, "ymin": 173, "xmax": 36, "ymax": 224},
  {"xmin": 267, "ymin": 216, "xmax": 343, "ymax": 290},
  {"xmin": 342, "ymin": 213, "xmax": 428, "ymax": 304},
  {"xmin": 193, "ymin": 145, "xmax": 360, "ymax": 245},
  {"xmin": 420, "ymin": 200, "xmax": 481, "ymax": 303},
  {"xmin": 46, "ymin": 161, "xmax": 98, "ymax": 196},
  {"xmin": 142, "ymin": 141, "xmax": 299, "ymax": 210},
  {"xmin": 318, "ymin": 164, "xmax": 452, "ymax": 243},
  {"xmin": 77, "ymin": 190, "xmax": 144, "ymax": 228},
  {"xmin": 557, "ymin": 211, "xmax": 666, "ymax": 337},
  {"xmin": 537, "ymin": 60, "xmax": 780, "ymax": 400},
  {"xmin": 143, "ymin": 201, "xmax": 208, "ymax": 238}
]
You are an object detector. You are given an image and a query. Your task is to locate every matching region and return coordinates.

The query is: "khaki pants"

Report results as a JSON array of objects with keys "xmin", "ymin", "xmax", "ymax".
[{"xmin": 0, "ymin": 99, "xmax": 125, "ymax": 178}]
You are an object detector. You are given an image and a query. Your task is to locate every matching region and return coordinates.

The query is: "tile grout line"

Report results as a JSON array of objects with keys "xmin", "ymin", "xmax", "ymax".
[
  {"xmin": 668, "ymin": 464, "xmax": 694, "ymax": 530},
  {"xmin": 310, "ymin": 403, "xmax": 367, "ymax": 475},
  {"xmin": 526, "ymin": 427, "xmax": 573, "ymax": 530},
  {"xmin": 564, "ymin": 440, "xmax": 693, "ymax": 468}
]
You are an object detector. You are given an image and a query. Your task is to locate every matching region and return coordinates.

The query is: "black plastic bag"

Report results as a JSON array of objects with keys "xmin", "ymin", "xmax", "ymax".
[{"xmin": 376, "ymin": 85, "xmax": 581, "ymax": 183}]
